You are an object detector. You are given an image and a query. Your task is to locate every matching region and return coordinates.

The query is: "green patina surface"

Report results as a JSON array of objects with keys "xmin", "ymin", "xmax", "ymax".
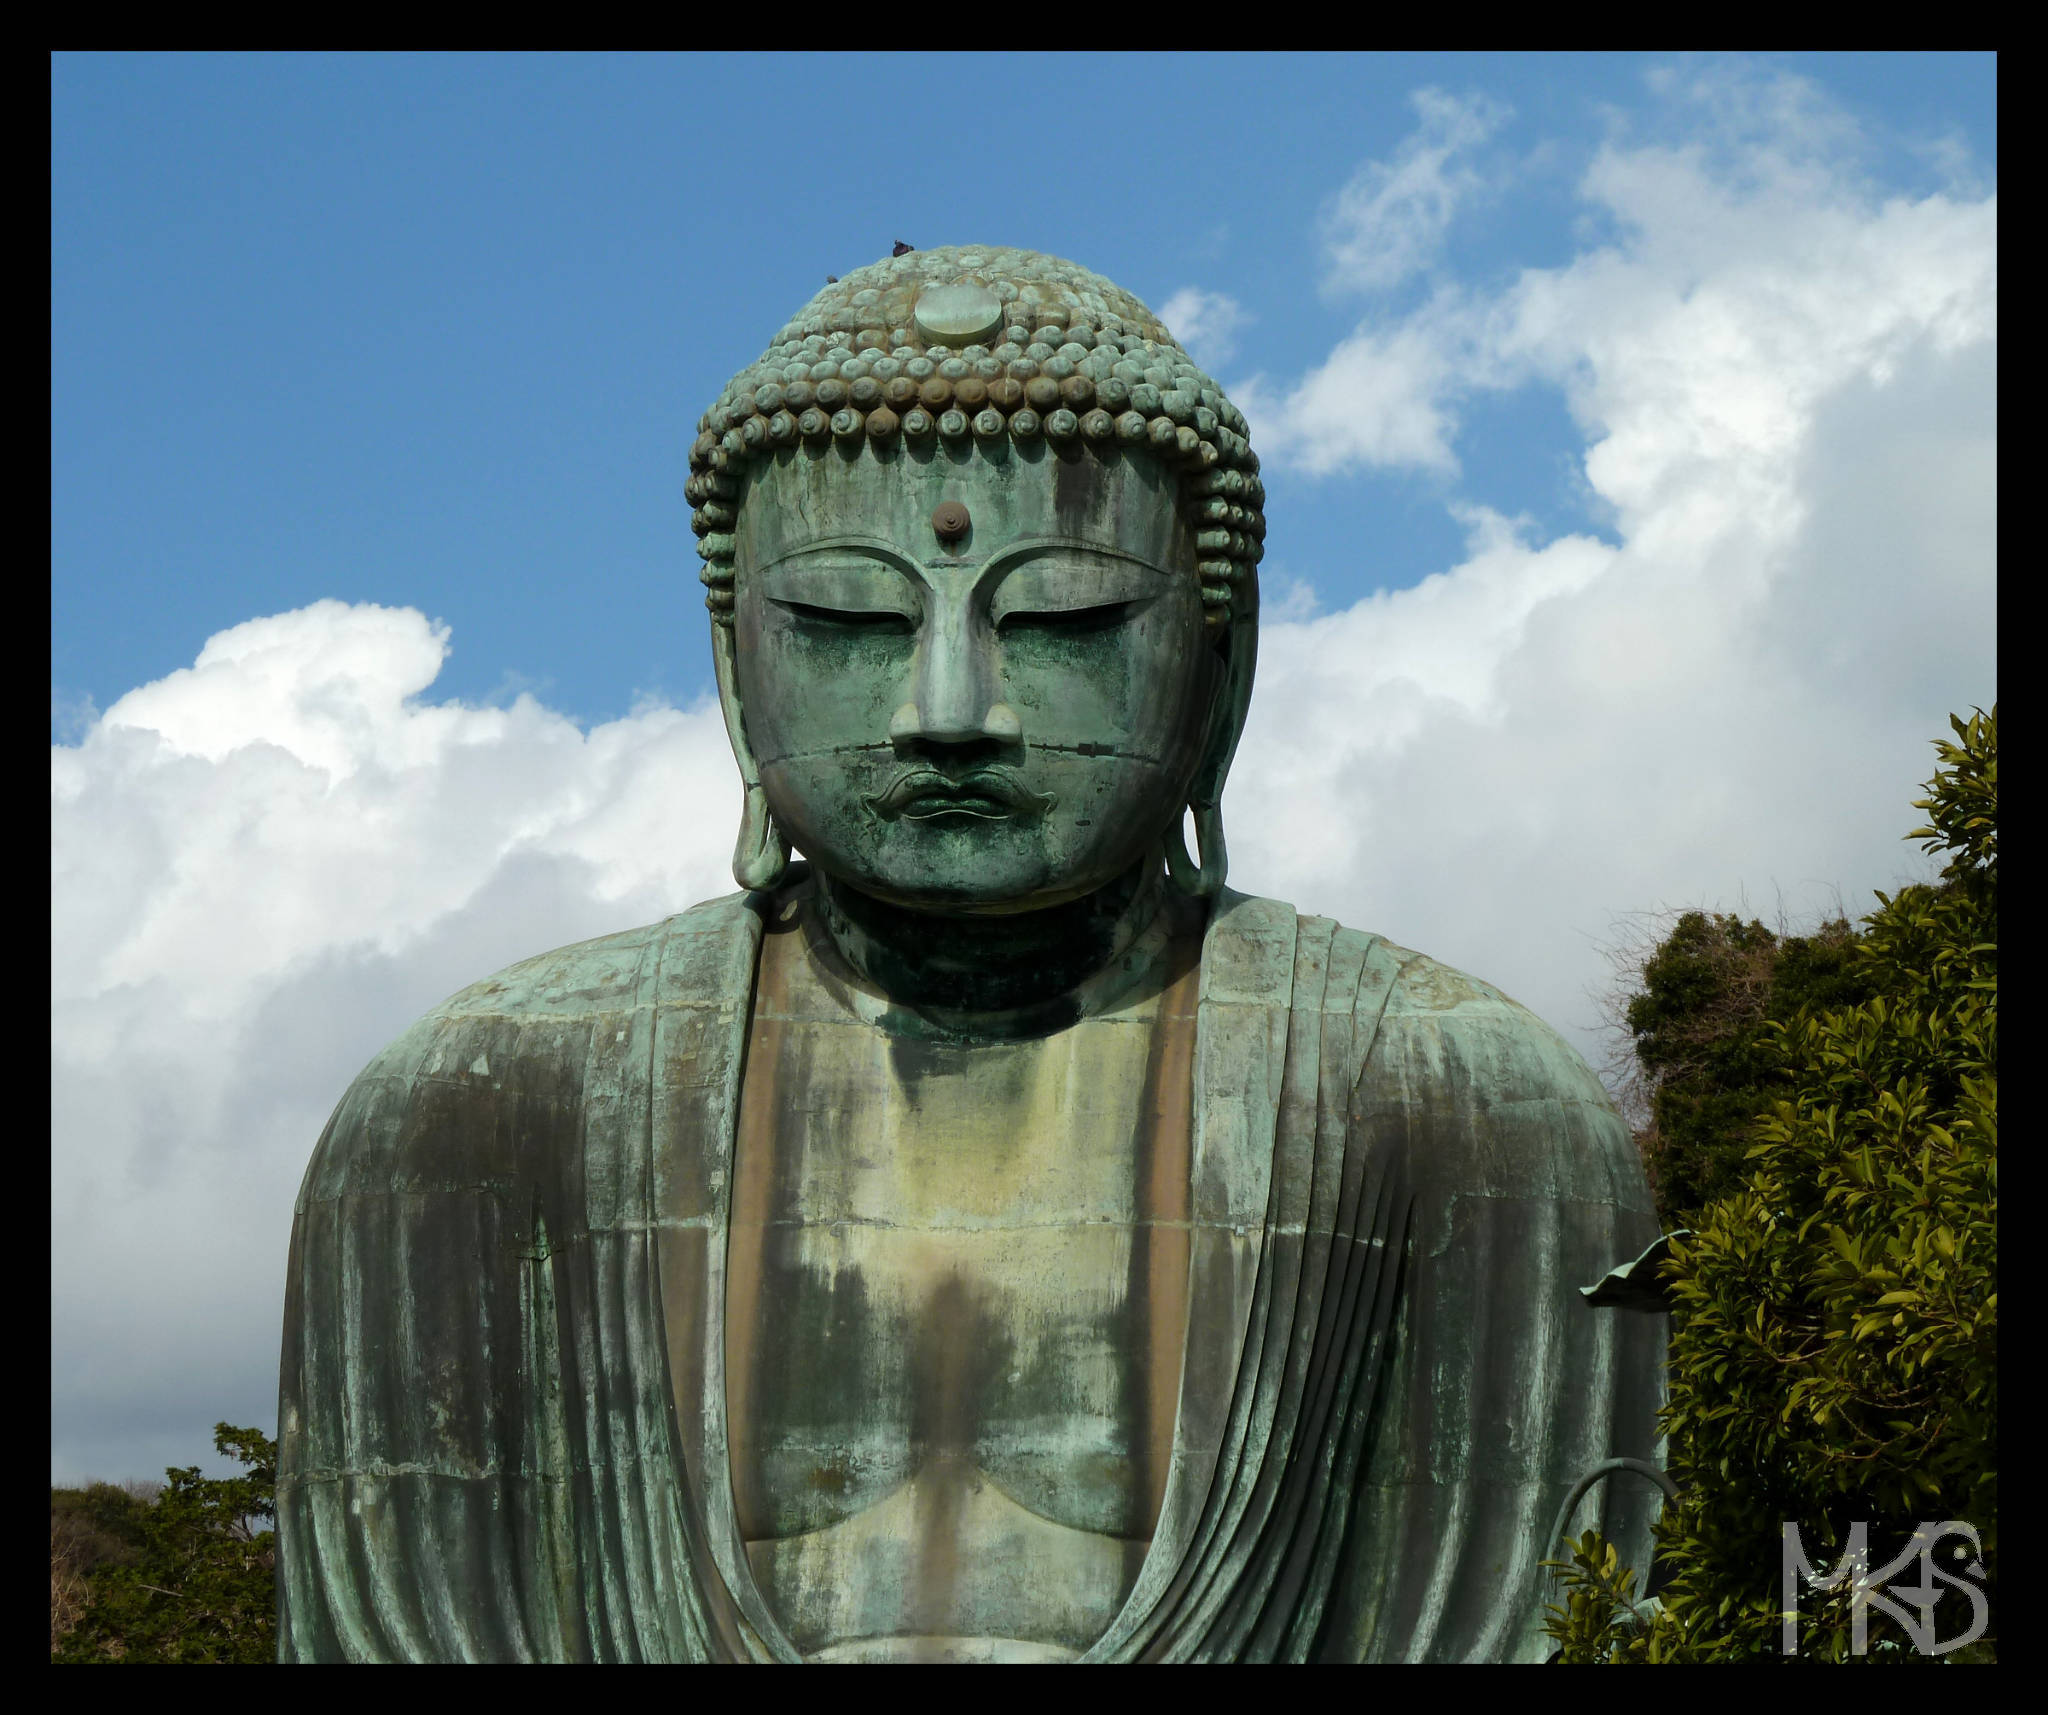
[{"xmin": 277, "ymin": 246, "xmax": 1664, "ymax": 1663}]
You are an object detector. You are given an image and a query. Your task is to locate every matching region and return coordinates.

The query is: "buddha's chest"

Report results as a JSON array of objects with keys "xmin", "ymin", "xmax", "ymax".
[
  {"xmin": 733, "ymin": 1211, "xmax": 1168, "ymax": 1507},
  {"xmin": 721, "ymin": 922, "xmax": 1194, "ymax": 1657}
]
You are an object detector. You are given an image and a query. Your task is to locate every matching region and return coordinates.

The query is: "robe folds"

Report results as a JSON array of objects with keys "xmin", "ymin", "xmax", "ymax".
[{"xmin": 277, "ymin": 887, "xmax": 1665, "ymax": 1663}]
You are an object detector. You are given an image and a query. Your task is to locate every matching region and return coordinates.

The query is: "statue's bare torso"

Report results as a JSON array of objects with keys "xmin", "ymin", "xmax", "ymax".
[{"xmin": 724, "ymin": 887, "xmax": 1199, "ymax": 1662}]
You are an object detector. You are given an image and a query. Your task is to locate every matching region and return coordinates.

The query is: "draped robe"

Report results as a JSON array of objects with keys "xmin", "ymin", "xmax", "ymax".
[{"xmin": 277, "ymin": 887, "xmax": 1664, "ymax": 1662}]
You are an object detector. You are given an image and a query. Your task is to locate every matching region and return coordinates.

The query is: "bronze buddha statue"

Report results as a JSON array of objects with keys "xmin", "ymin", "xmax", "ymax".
[{"xmin": 278, "ymin": 247, "xmax": 1663, "ymax": 1662}]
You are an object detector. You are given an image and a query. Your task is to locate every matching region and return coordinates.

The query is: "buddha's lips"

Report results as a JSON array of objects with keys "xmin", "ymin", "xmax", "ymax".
[{"xmin": 864, "ymin": 768, "xmax": 1057, "ymax": 823}]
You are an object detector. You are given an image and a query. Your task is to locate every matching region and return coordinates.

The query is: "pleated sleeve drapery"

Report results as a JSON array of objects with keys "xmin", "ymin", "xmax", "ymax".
[
  {"xmin": 277, "ymin": 905, "xmax": 769, "ymax": 1662},
  {"xmin": 1085, "ymin": 898, "xmax": 1664, "ymax": 1662}
]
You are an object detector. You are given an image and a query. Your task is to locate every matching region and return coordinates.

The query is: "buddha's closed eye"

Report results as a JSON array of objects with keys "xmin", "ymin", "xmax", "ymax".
[
  {"xmin": 772, "ymin": 600, "xmax": 916, "ymax": 635},
  {"xmin": 997, "ymin": 600, "xmax": 1142, "ymax": 635}
]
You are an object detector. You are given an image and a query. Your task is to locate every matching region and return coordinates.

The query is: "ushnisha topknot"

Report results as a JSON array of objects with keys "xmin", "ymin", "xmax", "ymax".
[{"xmin": 686, "ymin": 246, "xmax": 1265, "ymax": 631}]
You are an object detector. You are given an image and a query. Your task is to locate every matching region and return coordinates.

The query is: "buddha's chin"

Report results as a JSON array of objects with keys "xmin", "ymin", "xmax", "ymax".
[
  {"xmin": 798, "ymin": 830, "xmax": 1142, "ymax": 919},
  {"xmin": 813, "ymin": 866, "xmax": 1116, "ymax": 919}
]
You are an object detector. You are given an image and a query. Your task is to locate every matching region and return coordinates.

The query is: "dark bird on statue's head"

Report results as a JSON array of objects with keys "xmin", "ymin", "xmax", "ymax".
[
  {"xmin": 826, "ymin": 275, "xmax": 838, "ymax": 284},
  {"xmin": 892, "ymin": 240, "xmax": 915, "ymax": 257}
]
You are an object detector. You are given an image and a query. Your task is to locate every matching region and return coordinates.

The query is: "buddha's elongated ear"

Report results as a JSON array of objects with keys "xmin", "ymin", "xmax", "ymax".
[
  {"xmin": 713, "ymin": 621, "xmax": 791, "ymax": 894},
  {"xmin": 1168, "ymin": 566, "xmax": 1258, "ymax": 900}
]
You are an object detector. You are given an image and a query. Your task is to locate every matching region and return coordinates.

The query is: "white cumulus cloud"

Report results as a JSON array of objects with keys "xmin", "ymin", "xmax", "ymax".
[
  {"xmin": 1322, "ymin": 87, "xmax": 1512, "ymax": 295},
  {"xmin": 1159, "ymin": 286, "xmax": 1252, "ymax": 368},
  {"xmin": 51, "ymin": 602, "xmax": 740, "ymax": 1482},
  {"xmin": 1236, "ymin": 290, "xmax": 1478, "ymax": 475},
  {"xmin": 1222, "ymin": 67, "xmax": 1996, "ymax": 1074}
]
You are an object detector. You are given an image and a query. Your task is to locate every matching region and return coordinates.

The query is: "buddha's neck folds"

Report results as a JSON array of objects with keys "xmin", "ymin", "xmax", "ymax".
[{"xmin": 808, "ymin": 854, "xmax": 1171, "ymax": 1036}]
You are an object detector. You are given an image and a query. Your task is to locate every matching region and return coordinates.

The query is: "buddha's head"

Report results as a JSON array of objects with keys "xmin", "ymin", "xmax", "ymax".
[{"xmin": 691, "ymin": 247, "xmax": 1263, "ymax": 915}]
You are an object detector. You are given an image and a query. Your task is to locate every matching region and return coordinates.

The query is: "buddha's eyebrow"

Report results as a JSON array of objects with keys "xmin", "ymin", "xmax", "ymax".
[
  {"xmin": 918, "ymin": 540, "xmax": 1170, "ymax": 580},
  {"xmin": 755, "ymin": 537, "xmax": 914, "ymax": 575},
  {"xmin": 987, "ymin": 538, "xmax": 1170, "ymax": 573},
  {"xmin": 763, "ymin": 536, "xmax": 1166, "ymax": 590}
]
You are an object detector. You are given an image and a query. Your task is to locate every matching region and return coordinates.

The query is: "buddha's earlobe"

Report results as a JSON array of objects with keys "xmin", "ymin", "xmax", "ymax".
[
  {"xmin": 1166, "ymin": 799, "xmax": 1228, "ymax": 898},
  {"xmin": 733, "ymin": 782, "xmax": 791, "ymax": 893},
  {"xmin": 713, "ymin": 619, "xmax": 789, "ymax": 893}
]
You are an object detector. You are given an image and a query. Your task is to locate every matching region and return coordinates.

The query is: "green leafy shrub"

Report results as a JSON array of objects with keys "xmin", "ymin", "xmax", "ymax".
[
  {"xmin": 1550, "ymin": 707, "xmax": 1997, "ymax": 1664},
  {"xmin": 1543, "ymin": 1528, "xmax": 1676, "ymax": 1663},
  {"xmin": 52, "ymin": 1424, "xmax": 277, "ymax": 1664}
]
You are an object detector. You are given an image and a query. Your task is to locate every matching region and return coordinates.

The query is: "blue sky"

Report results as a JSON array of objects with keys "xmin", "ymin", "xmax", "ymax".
[
  {"xmin": 52, "ymin": 53, "xmax": 1995, "ymax": 1483},
  {"xmin": 52, "ymin": 52, "xmax": 1994, "ymax": 729}
]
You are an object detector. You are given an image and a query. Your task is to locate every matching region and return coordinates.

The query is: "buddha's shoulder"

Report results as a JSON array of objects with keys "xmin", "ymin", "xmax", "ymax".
[
  {"xmin": 329, "ymin": 893, "xmax": 763, "ymax": 1104},
  {"xmin": 302, "ymin": 894, "xmax": 765, "ymax": 1199},
  {"xmin": 1220, "ymin": 892, "xmax": 1610, "ymax": 1109},
  {"xmin": 422, "ymin": 891, "xmax": 762, "ymax": 1026}
]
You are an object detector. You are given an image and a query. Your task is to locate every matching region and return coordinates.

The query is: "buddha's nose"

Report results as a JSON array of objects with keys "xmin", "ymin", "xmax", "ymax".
[
  {"xmin": 895, "ymin": 607, "xmax": 1021, "ymax": 751},
  {"xmin": 890, "ymin": 699, "xmax": 1023, "ymax": 749}
]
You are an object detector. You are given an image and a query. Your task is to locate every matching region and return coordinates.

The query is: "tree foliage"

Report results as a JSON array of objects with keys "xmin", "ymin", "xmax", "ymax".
[
  {"xmin": 52, "ymin": 1424, "xmax": 277, "ymax": 1664},
  {"xmin": 1550, "ymin": 706, "xmax": 1997, "ymax": 1663},
  {"xmin": 1626, "ymin": 909, "xmax": 1871, "ymax": 1225}
]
